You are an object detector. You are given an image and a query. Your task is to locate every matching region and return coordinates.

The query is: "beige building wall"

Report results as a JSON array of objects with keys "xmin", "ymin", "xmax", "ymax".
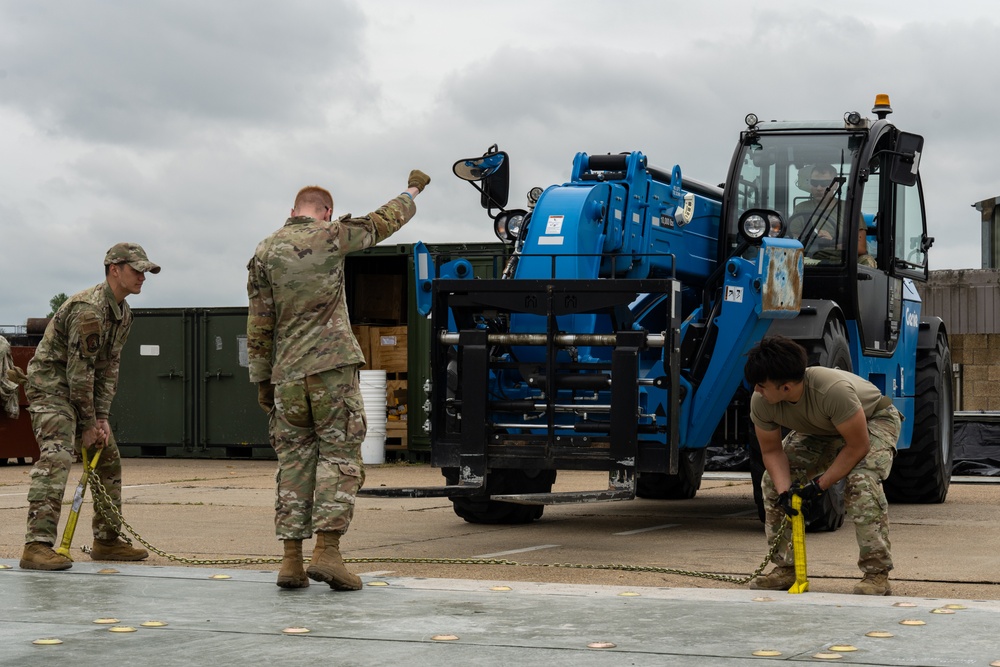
[{"xmin": 918, "ymin": 269, "xmax": 1000, "ymax": 411}]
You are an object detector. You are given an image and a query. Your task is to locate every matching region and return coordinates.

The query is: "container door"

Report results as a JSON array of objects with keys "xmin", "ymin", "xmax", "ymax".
[
  {"xmin": 112, "ymin": 309, "xmax": 193, "ymax": 454},
  {"xmin": 198, "ymin": 308, "xmax": 271, "ymax": 457}
]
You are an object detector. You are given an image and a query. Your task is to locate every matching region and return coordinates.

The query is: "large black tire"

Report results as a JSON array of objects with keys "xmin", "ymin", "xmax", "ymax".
[
  {"xmin": 804, "ymin": 317, "xmax": 852, "ymax": 371},
  {"xmin": 883, "ymin": 332, "xmax": 953, "ymax": 503},
  {"xmin": 444, "ymin": 468, "xmax": 556, "ymax": 524},
  {"xmin": 805, "ymin": 479, "xmax": 846, "ymax": 532},
  {"xmin": 636, "ymin": 448, "xmax": 707, "ymax": 500}
]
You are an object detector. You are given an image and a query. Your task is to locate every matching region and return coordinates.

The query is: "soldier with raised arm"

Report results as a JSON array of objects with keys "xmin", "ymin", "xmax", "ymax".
[{"xmin": 247, "ymin": 170, "xmax": 430, "ymax": 590}]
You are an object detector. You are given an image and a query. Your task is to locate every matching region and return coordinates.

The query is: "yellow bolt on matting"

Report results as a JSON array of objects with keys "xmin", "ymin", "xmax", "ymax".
[
  {"xmin": 586, "ymin": 642, "xmax": 616, "ymax": 649},
  {"xmin": 32, "ymin": 638, "xmax": 63, "ymax": 645},
  {"xmin": 209, "ymin": 574, "xmax": 231, "ymax": 580},
  {"xmin": 108, "ymin": 626, "xmax": 137, "ymax": 633},
  {"xmin": 788, "ymin": 494, "xmax": 808, "ymax": 594},
  {"xmin": 367, "ymin": 581, "xmax": 389, "ymax": 587},
  {"xmin": 830, "ymin": 645, "xmax": 858, "ymax": 652},
  {"xmin": 431, "ymin": 634, "xmax": 459, "ymax": 641},
  {"xmin": 752, "ymin": 649, "xmax": 782, "ymax": 657},
  {"xmin": 865, "ymin": 631, "xmax": 894, "ymax": 638},
  {"xmin": 943, "ymin": 604, "xmax": 967, "ymax": 610},
  {"xmin": 93, "ymin": 618, "xmax": 119, "ymax": 624},
  {"xmin": 813, "ymin": 652, "xmax": 843, "ymax": 660},
  {"xmin": 894, "ymin": 602, "xmax": 917, "ymax": 608},
  {"xmin": 931, "ymin": 608, "xmax": 956, "ymax": 615},
  {"xmin": 899, "ymin": 619, "xmax": 926, "ymax": 626},
  {"xmin": 0, "ymin": 564, "xmax": 12, "ymax": 570},
  {"xmin": 96, "ymin": 568, "xmax": 119, "ymax": 575},
  {"xmin": 618, "ymin": 592, "xmax": 641, "ymax": 597},
  {"xmin": 489, "ymin": 586, "xmax": 512, "ymax": 591},
  {"xmin": 282, "ymin": 627, "xmax": 310, "ymax": 635},
  {"xmin": 140, "ymin": 621, "xmax": 168, "ymax": 628}
]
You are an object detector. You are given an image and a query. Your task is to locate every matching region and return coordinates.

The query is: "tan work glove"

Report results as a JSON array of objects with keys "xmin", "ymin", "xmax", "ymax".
[
  {"xmin": 6, "ymin": 366, "xmax": 27, "ymax": 386},
  {"xmin": 408, "ymin": 169, "xmax": 431, "ymax": 193},
  {"xmin": 257, "ymin": 381, "xmax": 275, "ymax": 413}
]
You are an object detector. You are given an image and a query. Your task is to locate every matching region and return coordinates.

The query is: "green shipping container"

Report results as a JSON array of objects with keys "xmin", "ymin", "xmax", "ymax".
[{"xmin": 112, "ymin": 308, "xmax": 272, "ymax": 458}]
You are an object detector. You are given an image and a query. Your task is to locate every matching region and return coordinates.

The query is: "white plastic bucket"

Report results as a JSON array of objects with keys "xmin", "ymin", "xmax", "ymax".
[{"xmin": 359, "ymin": 370, "xmax": 387, "ymax": 464}]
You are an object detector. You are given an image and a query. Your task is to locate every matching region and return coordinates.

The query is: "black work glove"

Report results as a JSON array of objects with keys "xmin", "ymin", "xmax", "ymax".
[
  {"xmin": 257, "ymin": 381, "xmax": 275, "ymax": 413},
  {"xmin": 790, "ymin": 476, "xmax": 825, "ymax": 503},
  {"xmin": 408, "ymin": 169, "xmax": 431, "ymax": 192},
  {"xmin": 776, "ymin": 491, "xmax": 799, "ymax": 517}
]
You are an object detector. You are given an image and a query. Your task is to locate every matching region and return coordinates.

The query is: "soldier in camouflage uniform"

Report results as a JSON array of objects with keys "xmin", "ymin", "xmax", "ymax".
[
  {"xmin": 744, "ymin": 335, "xmax": 901, "ymax": 595},
  {"xmin": 1, "ymin": 336, "xmax": 23, "ymax": 419},
  {"xmin": 19, "ymin": 243, "xmax": 159, "ymax": 571},
  {"xmin": 247, "ymin": 170, "xmax": 430, "ymax": 590}
]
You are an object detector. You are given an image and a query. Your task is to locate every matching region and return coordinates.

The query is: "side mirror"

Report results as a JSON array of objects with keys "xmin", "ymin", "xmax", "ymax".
[
  {"xmin": 452, "ymin": 146, "xmax": 509, "ymax": 210},
  {"xmin": 889, "ymin": 132, "xmax": 923, "ymax": 187}
]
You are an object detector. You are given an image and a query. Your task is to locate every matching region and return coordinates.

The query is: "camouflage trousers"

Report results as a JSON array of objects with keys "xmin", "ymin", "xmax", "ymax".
[
  {"xmin": 761, "ymin": 405, "xmax": 901, "ymax": 573},
  {"xmin": 25, "ymin": 407, "xmax": 124, "ymax": 545},
  {"xmin": 270, "ymin": 365, "xmax": 367, "ymax": 541}
]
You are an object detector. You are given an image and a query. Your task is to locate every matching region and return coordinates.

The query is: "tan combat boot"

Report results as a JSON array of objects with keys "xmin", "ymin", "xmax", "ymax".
[
  {"xmin": 276, "ymin": 539, "xmax": 309, "ymax": 589},
  {"xmin": 91, "ymin": 537, "xmax": 149, "ymax": 561},
  {"xmin": 854, "ymin": 571, "xmax": 891, "ymax": 596},
  {"xmin": 19, "ymin": 542, "xmax": 72, "ymax": 571},
  {"xmin": 306, "ymin": 531, "xmax": 362, "ymax": 591},
  {"xmin": 749, "ymin": 566, "xmax": 797, "ymax": 590}
]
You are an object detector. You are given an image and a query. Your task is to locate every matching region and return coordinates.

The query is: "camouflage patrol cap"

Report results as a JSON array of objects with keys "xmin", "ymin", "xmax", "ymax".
[{"xmin": 104, "ymin": 243, "xmax": 161, "ymax": 274}]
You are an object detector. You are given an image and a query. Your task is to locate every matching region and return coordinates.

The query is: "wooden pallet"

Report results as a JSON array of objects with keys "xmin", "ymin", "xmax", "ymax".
[{"xmin": 385, "ymin": 422, "xmax": 408, "ymax": 449}]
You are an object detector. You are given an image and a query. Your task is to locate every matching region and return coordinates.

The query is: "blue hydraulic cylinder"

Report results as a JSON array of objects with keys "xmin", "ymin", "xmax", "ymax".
[{"xmin": 680, "ymin": 238, "xmax": 804, "ymax": 449}]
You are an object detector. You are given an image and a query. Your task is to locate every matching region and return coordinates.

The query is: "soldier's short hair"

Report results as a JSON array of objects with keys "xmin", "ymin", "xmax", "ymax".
[
  {"xmin": 294, "ymin": 186, "xmax": 333, "ymax": 212},
  {"xmin": 744, "ymin": 335, "xmax": 808, "ymax": 386}
]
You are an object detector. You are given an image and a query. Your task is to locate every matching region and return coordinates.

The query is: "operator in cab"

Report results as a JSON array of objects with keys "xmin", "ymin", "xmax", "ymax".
[{"xmin": 789, "ymin": 163, "xmax": 874, "ymax": 267}]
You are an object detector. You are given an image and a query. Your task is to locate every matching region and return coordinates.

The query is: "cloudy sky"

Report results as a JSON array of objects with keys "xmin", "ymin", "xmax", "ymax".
[{"xmin": 0, "ymin": 0, "xmax": 996, "ymax": 326}]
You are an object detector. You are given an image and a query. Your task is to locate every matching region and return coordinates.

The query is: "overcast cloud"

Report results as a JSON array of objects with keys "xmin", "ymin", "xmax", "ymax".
[{"xmin": 0, "ymin": 0, "xmax": 997, "ymax": 326}]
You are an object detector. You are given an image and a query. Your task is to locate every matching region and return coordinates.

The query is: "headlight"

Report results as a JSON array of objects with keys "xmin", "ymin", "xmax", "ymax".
[
  {"xmin": 742, "ymin": 213, "xmax": 767, "ymax": 240},
  {"xmin": 767, "ymin": 213, "xmax": 784, "ymax": 237},
  {"xmin": 738, "ymin": 209, "xmax": 785, "ymax": 245},
  {"xmin": 493, "ymin": 209, "xmax": 529, "ymax": 243},
  {"xmin": 508, "ymin": 213, "xmax": 525, "ymax": 237},
  {"xmin": 526, "ymin": 187, "xmax": 543, "ymax": 209}
]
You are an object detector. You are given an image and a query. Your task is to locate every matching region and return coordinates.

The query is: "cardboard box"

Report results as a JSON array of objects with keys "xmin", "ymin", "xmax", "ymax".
[
  {"xmin": 386, "ymin": 379, "xmax": 407, "ymax": 407},
  {"xmin": 353, "ymin": 274, "xmax": 404, "ymax": 323},
  {"xmin": 371, "ymin": 325, "xmax": 407, "ymax": 373},
  {"xmin": 386, "ymin": 379, "xmax": 407, "ymax": 420}
]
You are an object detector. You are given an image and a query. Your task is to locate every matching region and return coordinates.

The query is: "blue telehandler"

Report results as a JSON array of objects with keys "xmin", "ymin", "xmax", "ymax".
[{"xmin": 363, "ymin": 95, "xmax": 952, "ymax": 530}]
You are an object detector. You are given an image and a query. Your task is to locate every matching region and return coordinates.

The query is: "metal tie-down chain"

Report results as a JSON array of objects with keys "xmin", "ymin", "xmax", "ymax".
[{"xmin": 86, "ymin": 474, "xmax": 786, "ymax": 583}]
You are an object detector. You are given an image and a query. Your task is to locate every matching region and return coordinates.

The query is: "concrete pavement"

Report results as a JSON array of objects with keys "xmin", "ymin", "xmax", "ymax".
[{"xmin": 2, "ymin": 459, "xmax": 1000, "ymax": 665}]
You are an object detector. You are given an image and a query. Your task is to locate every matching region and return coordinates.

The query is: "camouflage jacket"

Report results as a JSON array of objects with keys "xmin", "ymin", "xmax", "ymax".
[
  {"xmin": 246, "ymin": 194, "xmax": 416, "ymax": 384},
  {"xmin": 26, "ymin": 281, "xmax": 132, "ymax": 428}
]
